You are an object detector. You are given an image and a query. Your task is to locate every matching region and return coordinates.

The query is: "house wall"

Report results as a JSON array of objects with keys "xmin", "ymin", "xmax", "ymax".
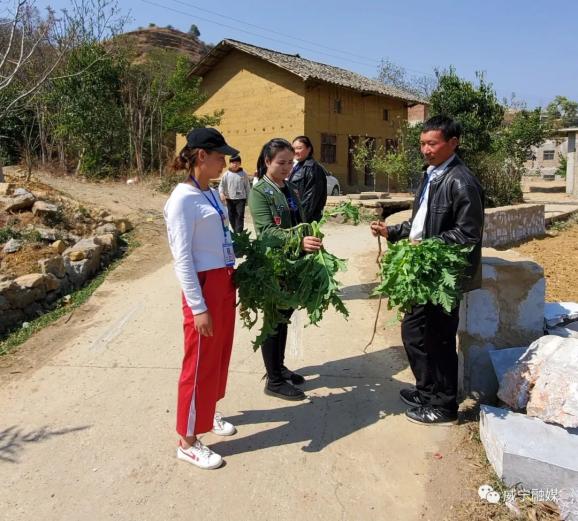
[
  {"xmin": 408, "ymin": 103, "xmax": 428, "ymax": 125},
  {"xmin": 304, "ymin": 84, "xmax": 408, "ymax": 192},
  {"xmin": 182, "ymin": 50, "xmax": 306, "ymax": 176},
  {"xmin": 524, "ymin": 138, "xmax": 567, "ymax": 177}
]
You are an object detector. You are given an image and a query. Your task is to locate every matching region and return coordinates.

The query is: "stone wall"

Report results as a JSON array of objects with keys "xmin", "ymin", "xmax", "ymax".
[
  {"xmin": 0, "ymin": 233, "xmax": 121, "ymax": 335},
  {"xmin": 458, "ymin": 248, "xmax": 545, "ymax": 400},
  {"xmin": 483, "ymin": 204, "xmax": 545, "ymax": 247}
]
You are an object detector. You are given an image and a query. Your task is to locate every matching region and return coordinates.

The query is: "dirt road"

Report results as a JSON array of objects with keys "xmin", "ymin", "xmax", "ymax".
[{"xmin": 1, "ymin": 173, "xmax": 453, "ymax": 521}]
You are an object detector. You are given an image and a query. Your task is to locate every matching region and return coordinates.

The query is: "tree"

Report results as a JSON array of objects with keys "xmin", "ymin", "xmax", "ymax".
[
  {"xmin": 376, "ymin": 59, "xmax": 437, "ymax": 98},
  {"xmin": 49, "ymin": 43, "xmax": 127, "ymax": 177},
  {"xmin": 545, "ymin": 96, "xmax": 578, "ymax": 130},
  {"xmin": 0, "ymin": 0, "xmax": 127, "ymax": 180},
  {"xmin": 352, "ymin": 123, "xmax": 423, "ymax": 192},
  {"xmin": 497, "ymin": 108, "xmax": 546, "ymax": 164},
  {"xmin": 188, "ymin": 24, "xmax": 200, "ymax": 38},
  {"xmin": 421, "ymin": 68, "xmax": 534, "ymax": 206},
  {"xmin": 429, "ymin": 68, "xmax": 504, "ymax": 163},
  {"xmin": 162, "ymin": 55, "xmax": 221, "ymax": 134}
]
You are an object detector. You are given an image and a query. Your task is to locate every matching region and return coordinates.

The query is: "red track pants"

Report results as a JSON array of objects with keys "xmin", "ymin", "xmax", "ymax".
[{"xmin": 176, "ymin": 267, "xmax": 236, "ymax": 437}]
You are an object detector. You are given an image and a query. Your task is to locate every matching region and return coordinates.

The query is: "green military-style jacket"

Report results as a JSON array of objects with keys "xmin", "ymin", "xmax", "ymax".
[{"xmin": 248, "ymin": 176, "xmax": 307, "ymax": 247}]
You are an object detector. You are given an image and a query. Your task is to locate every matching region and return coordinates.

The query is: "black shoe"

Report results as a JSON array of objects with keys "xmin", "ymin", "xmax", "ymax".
[
  {"xmin": 399, "ymin": 388, "xmax": 427, "ymax": 407},
  {"xmin": 405, "ymin": 406, "xmax": 457, "ymax": 426},
  {"xmin": 281, "ymin": 366, "xmax": 305, "ymax": 385},
  {"xmin": 264, "ymin": 381, "xmax": 306, "ymax": 401}
]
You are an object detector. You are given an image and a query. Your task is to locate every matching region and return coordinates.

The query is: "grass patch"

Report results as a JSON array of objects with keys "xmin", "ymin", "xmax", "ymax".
[
  {"xmin": 547, "ymin": 213, "xmax": 578, "ymax": 233},
  {"xmin": 0, "ymin": 233, "xmax": 137, "ymax": 357},
  {"xmin": 156, "ymin": 172, "xmax": 183, "ymax": 194},
  {"xmin": 0, "ymin": 226, "xmax": 21, "ymax": 243}
]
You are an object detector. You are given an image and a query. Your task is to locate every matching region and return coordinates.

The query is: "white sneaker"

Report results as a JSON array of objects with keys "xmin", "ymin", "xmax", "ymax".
[
  {"xmin": 177, "ymin": 439, "xmax": 223, "ymax": 469},
  {"xmin": 211, "ymin": 412, "xmax": 236, "ymax": 436}
]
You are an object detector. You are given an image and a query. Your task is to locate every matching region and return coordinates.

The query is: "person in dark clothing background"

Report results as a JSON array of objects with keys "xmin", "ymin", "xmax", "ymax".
[
  {"xmin": 370, "ymin": 115, "xmax": 484, "ymax": 426},
  {"xmin": 219, "ymin": 154, "xmax": 251, "ymax": 233},
  {"xmin": 290, "ymin": 136, "xmax": 328, "ymax": 223}
]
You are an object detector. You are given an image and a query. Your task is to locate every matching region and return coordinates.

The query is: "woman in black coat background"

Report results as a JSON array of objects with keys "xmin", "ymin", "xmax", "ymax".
[{"xmin": 289, "ymin": 136, "xmax": 328, "ymax": 223}]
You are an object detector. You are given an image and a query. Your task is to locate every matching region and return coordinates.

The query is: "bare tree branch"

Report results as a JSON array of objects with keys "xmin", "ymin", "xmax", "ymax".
[{"xmin": 0, "ymin": 0, "xmax": 25, "ymax": 72}]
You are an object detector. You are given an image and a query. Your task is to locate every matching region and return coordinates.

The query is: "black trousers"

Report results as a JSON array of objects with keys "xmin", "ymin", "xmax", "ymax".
[
  {"xmin": 226, "ymin": 198, "xmax": 246, "ymax": 233},
  {"xmin": 401, "ymin": 303, "xmax": 460, "ymax": 413},
  {"xmin": 261, "ymin": 309, "xmax": 293, "ymax": 384}
]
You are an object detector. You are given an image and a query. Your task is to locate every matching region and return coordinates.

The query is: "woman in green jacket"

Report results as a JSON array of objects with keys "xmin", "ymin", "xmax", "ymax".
[{"xmin": 249, "ymin": 138, "xmax": 322, "ymax": 400}]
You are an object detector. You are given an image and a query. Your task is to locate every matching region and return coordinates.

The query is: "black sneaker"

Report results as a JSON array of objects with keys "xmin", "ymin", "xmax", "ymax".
[
  {"xmin": 405, "ymin": 406, "xmax": 457, "ymax": 426},
  {"xmin": 264, "ymin": 381, "xmax": 306, "ymax": 401},
  {"xmin": 399, "ymin": 388, "xmax": 427, "ymax": 407},
  {"xmin": 281, "ymin": 366, "xmax": 305, "ymax": 385}
]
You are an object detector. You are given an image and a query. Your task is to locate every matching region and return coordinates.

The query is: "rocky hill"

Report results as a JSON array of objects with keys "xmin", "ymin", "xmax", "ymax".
[{"xmin": 116, "ymin": 26, "xmax": 211, "ymax": 64}]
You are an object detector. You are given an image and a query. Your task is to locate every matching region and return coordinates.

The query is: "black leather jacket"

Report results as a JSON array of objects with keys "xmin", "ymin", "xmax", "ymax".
[
  {"xmin": 289, "ymin": 157, "xmax": 328, "ymax": 223},
  {"xmin": 387, "ymin": 156, "xmax": 484, "ymax": 292}
]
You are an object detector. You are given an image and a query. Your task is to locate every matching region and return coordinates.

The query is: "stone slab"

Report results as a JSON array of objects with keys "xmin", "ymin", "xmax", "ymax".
[
  {"xmin": 545, "ymin": 208, "xmax": 578, "ymax": 227},
  {"xmin": 488, "ymin": 347, "xmax": 526, "ymax": 385},
  {"xmin": 544, "ymin": 302, "xmax": 578, "ymax": 327},
  {"xmin": 480, "ymin": 405, "xmax": 578, "ymax": 491},
  {"xmin": 548, "ymin": 320, "xmax": 578, "ymax": 338}
]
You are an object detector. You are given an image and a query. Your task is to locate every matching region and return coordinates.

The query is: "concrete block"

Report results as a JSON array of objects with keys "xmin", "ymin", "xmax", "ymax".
[
  {"xmin": 458, "ymin": 343, "xmax": 499, "ymax": 400},
  {"xmin": 480, "ymin": 405, "xmax": 578, "ymax": 491},
  {"xmin": 458, "ymin": 249, "xmax": 545, "ymax": 400},
  {"xmin": 489, "ymin": 347, "xmax": 526, "ymax": 385}
]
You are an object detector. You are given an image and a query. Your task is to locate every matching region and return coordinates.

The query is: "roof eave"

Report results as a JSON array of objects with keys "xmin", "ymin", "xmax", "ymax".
[
  {"xmin": 189, "ymin": 41, "xmax": 232, "ymax": 78},
  {"xmin": 304, "ymin": 78, "xmax": 427, "ymax": 104}
]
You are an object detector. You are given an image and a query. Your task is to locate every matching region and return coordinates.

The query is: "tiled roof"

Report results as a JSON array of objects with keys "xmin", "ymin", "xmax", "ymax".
[{"xmin": 191, "ymin": 39, "xmax": 427, "ymax": 105}]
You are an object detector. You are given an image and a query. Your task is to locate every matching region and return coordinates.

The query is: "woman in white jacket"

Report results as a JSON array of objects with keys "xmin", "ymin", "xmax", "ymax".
[{"xmin": 164, "ymin": 128, "xmax": 239, "ymax": 470}]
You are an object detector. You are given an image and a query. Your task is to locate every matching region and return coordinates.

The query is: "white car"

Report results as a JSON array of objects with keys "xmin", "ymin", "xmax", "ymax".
[{"xmin": 326, "ymin": 171, "xmax": 341, "ymax": 196}]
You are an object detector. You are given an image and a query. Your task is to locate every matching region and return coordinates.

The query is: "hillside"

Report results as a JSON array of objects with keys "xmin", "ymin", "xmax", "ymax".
[{"xmin": 116, "ymin": 26, "xmax": 211, "ymax": 64}]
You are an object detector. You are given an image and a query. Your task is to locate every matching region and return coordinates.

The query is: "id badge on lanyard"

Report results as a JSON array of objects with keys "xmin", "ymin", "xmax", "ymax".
[{"xmin": 223, "ymin": 241, "xmax": 235, "ymax": 267}]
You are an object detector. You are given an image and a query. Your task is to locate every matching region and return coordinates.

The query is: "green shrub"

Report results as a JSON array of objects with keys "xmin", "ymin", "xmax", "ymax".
[
  {"xmin": 0, "ymin": 227, "xmax": 21, "ymax": 243},
  {"xmin": 556, "ymin": 153, "xmax": 567, "ymax": 178},
  {"xmin": 20, "ymin": 229, "xmax": 42, "ymax": 243},
  {"xmin": 474, "ymin": 152, "xmax": 523, "ymax": 208}
]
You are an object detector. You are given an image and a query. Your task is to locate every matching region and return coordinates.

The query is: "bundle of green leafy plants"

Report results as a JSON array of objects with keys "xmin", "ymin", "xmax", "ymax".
[
  {"xmin": 321, "ymin": 201, "xmax": 360, "ymax": 225},
  {"xmin": 234, "ymin": 218, "xmax": 349, "ymax": 350},
  {"xmin": 373, "ymin": 238, "xmax": 472, "ymax": 316}
]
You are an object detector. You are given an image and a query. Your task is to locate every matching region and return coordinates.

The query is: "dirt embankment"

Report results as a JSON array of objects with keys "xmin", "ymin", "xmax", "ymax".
[{"xmin": 513, "ymin": 218, "xmax": 578, "ymax": 302}]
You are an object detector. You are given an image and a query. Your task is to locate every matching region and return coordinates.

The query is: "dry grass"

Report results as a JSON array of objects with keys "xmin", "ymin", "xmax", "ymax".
[
  {"xmin": 0, "ymin": 242, "xmax": 55, "ymax": 278},
  {"xmin": 432, "ymin": 408, "xmax": 561, "ymax": 521}
]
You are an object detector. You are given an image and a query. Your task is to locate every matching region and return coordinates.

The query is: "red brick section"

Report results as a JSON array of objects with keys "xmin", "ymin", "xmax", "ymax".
[{"xmin": 408, "ymin": 104, "xmax": 429, "ymax": 124}]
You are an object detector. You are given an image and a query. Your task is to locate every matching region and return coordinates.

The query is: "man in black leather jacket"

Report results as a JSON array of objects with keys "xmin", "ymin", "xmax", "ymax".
[
  {"xmin": 290, "ymin": 136, "xmax": 328, "ymax": 223},
  {"xmin": 370, "ymin": 115, "xmax": 484, "ymax": 425}
]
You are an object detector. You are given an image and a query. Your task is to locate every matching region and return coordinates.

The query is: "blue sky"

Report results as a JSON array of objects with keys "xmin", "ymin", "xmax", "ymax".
[{"xmin": 33, "ymin": 0, "xmax": 577, "ymax": 108}]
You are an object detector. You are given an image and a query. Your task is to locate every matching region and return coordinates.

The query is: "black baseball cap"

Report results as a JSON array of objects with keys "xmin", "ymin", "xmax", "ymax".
[
  {"xmin": 230, "ymin": 154, "xmax": 241, "ymax": 163},
  {"xmin": 186, "ymin": 128, "xmax": 239, "ymax": 156}
]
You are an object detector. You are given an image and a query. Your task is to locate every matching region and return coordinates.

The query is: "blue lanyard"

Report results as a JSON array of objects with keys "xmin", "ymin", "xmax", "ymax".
[{"xmin": 190, "ymin": 176, "xmax": 230, "ymax": 239}]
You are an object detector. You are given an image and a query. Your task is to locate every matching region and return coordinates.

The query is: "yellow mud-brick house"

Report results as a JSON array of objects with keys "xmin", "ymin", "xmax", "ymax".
[{"xmin": 182, "ymin": 39, "xmax": 427, "ymax": 193}]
